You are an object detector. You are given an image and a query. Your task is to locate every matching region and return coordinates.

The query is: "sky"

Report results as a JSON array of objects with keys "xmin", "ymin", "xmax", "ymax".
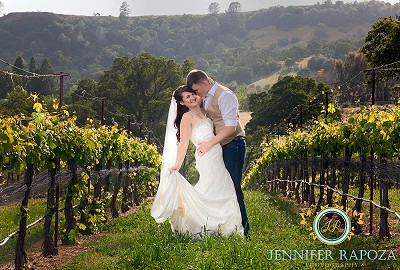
[{"xmin": 1, "ymin": 0, "xmax": 397, "ymax": 17}]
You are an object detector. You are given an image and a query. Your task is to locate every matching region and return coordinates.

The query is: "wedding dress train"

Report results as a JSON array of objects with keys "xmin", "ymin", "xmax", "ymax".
[{"xmin": 151, "ymin": 118, "xmax": 243, "ymax": 236}]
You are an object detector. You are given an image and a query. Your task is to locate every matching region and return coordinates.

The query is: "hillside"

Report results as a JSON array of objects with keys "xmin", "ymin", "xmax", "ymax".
[
  {"xmin": 0, "ymin": 1, "xmax": 399, "ymax": 84},
  {"xmin": 247, "ymin": 23, "xmax": 372, "ymax": 49}
]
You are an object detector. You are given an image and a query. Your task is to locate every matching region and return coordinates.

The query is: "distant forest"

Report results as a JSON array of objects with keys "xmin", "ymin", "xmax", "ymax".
[{"xmin": 0, "ymin": 1, "xmax": 399, "ymax": 85}]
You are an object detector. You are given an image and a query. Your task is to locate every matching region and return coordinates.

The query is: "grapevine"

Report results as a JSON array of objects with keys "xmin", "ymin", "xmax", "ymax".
[{"xmin": 0, "ymin": 101, "xmax": 161, "ymax": 268}]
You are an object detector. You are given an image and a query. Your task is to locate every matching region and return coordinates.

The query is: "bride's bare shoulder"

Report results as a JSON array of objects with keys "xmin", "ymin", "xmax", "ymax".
[
  {"xmin": 181, "ymin": 112, "xmax": 191, "ymax": 120},
  {"xmin": 180, "ymin": 112, "xmax": 192, "ymax": 126}
]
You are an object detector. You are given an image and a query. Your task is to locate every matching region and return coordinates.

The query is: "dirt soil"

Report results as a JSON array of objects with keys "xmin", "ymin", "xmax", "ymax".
[{"xmin": 0, "ymin": 233, "xmax": 105, "ymax": 270}]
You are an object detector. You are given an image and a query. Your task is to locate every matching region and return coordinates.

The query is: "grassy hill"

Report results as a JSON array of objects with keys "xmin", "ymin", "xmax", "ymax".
[
  {"xmin": 247, "ymin": 23, "xmax": 371, "ymax": 49},
  {"xmin": 251, "ymin": 69, "xmax": 298, "ymax": 89}
]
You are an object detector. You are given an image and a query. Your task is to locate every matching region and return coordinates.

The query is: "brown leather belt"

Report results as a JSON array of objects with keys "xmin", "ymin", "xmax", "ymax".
[{"xmin": 232, "ymin": 136, "xmax": 245, "ymax": 141}]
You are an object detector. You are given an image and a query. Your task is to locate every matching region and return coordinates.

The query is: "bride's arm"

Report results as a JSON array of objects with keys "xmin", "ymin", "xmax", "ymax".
[{"xmin": 170, "ymin": 113, "xmax": 191, "ymax": 173}]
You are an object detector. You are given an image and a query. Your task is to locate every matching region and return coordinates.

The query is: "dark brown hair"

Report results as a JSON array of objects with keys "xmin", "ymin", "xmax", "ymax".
[
  {"xmin": 186, "ymin": 69, "xmax": 210, "ymax": 87},
  {"xmin": 173, "ymin": 85, "xmax": 196, "ymax": 142}
]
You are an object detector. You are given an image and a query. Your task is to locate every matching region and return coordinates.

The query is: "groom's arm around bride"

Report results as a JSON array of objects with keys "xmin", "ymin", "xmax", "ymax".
[{"xmin": 186, "ymin": 69, "xmax": 251, "ymax": 237}]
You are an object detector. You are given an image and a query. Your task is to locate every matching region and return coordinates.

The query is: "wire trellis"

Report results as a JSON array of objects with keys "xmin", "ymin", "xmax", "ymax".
[
  {"xmin": 264, "ymin": 178, "xmax": 400, "ymax": 220},
  {"xmin": 0, "ymin": 164, "xmax": 157, "ymax": 246}
]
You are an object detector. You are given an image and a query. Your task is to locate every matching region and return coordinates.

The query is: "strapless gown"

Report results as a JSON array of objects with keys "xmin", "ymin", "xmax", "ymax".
[{"xmin": 151, "ymin": 118, "xmax": 243, "ymax": 236}]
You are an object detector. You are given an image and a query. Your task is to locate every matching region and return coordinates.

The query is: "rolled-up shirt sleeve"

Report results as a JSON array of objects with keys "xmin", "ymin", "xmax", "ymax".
[{"xmin": 218, "ymin": 91, "xmax": 239, "ymax": 127}]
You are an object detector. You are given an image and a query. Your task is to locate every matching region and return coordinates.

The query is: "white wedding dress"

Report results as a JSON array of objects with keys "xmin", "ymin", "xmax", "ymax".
[{"xmin": 151, "ymin": 118, "xmax": 244, "ymax": 236}]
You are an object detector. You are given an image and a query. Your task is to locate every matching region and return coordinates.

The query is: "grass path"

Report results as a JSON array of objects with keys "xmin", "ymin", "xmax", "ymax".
[{"xmin": 59, "ymin": 191, "xmax": 400, "ymax": 270}]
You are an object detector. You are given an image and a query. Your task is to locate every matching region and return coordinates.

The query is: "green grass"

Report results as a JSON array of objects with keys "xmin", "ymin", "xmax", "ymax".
[
  {"xmin": 348, "ymin": 185, "xmax": 400, "ymax": 213},
  {"xmin": 0, "ymin": 198, "xmax": 48, "ymax": 264},
  {"xmin": 347, "ymin": 186, "xmax": 400, "ymax": 237},
  {"xmin": 251, "ymin": 69, "xmax": 298, "ymax": 89},
  {"xmin": 60, "ymin": 191, "xmax": 400, "ymax": 270}
]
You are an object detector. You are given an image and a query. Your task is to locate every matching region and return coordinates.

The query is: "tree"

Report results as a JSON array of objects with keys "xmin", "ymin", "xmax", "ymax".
[
  {"xmin": 36, "ymin": 59, "xmax": 57, "ymax": 96},
  {"xmin": 97, "ymin": 53, "xmax": 194, "ymax": 142},
  {"xmin": 224, "ymin": 66, "xmax": 253, "ymax": 85},
  {"xmin": 10, "ymin": 56, "xmax": 24, "ymax": 87},
  {"xmin": 67, "ymin": 78, "xmax": 100, "ymax": 126},
  {"xmin": 285, "ymin": 58, "xmax": 295, "ymax": 69},
  {"xmin": 247, "ymin": 75, "xmax": 327, "ymax": 133},
  {"xmin": 227, "ymin": 2, "xmax": 242, "ymax": 13},
  {"xmin": 119, "ymin": 1, "xmax": 130, "ymax": 18},
  {"xmin": 314, "ymin": 23, "xmax": 328, "ymax": 38},
  {"xmin": 308, "ymin": 55, "xmax": 328, "ymax": 71},
  {"xmin": 236, "ymin": 86, "xmax": 249, "ymax": 111},
  {"xmin": 0, "ymin": 69, "xmax": 14, "ymax": 99},
  {"xmin": 67, "ymin": 100, "xmax": 99, "ymax": 126},
  {"xmin": 281, "ymin": 45, "xmax": 309, "ymax": 61},
  {"xmin": 13, "ymin": 56, "xmax": 25, "ymax": 75},
  {"xmin": 335, "ymin": 51, "xmax": 368, "ymax": 105},
  {"xmin": 297, "ymin": 68, "xmax": 311, "ymax": 77},
  {"xmin": 0, "ymin": 86, "xmax": 35, "ymax": 116},
  {"xmin": 28, "ymin": 57, "xmax": 37, "ymax": 73},
  {"xmin": 203, "ymin": 15, "xmax": 220, "ymax": 36},
  {"xmin": 208, "ymin": 2, "xmax": 220, "ymax": 14},
  {"xmin": 39, "ymin": 59, "xmax": 52, "ymax": 74},
  {"xmin": 361, "ymin": 16, "xmax": 400, "ymax": 68},
  {"xmin": 307, "ymin": 40, "xmax": 324, "ymax": 55},
  {"xmin": 27, "ymin": 57, "xmax": 41, "ymax": 93},
  {"xmin": 329, "ymin": 39, "xmax": 357, "ymax": 58}
]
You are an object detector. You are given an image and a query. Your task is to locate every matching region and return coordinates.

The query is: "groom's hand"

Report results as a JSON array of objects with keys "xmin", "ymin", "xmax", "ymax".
[
  {"xmin": 197, "ymin": 141, "xmax": 213, "ymax": 156},
  {"xmin": 197, "ymin": 126, "xmax": 235, "ymax": 156}
]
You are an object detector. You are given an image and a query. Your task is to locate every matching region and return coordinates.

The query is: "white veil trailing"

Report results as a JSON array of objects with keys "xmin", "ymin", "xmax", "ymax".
[
  {"xmin": 159, "ymin": 95, "xmax": 178, "ymax": 182},
  {"xmin": 151, "ymin": 96, "xmax": 179, "ymax": 222}
]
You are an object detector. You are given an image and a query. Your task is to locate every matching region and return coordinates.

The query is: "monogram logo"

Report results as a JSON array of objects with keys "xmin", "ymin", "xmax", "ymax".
[{"xmin": 300, "ymin": 205, "xmax": 364, "ymax": 245}]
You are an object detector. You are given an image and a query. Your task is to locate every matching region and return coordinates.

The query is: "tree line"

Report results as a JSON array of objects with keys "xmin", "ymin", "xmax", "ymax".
[{"xmin": 0, "ymin": 1, "xmax": 399, "ymax": 84}]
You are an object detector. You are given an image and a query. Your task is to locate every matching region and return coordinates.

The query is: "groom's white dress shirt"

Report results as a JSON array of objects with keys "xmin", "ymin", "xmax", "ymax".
[{"xmin": 203, "ymin": 83, "xmax": 245, "ymax": 137}]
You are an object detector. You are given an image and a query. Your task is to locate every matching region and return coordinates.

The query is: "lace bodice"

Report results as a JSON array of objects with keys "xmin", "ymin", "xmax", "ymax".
[{"xmin": 190, "ymin": 118, "xmax": 215, "ymax": 145}]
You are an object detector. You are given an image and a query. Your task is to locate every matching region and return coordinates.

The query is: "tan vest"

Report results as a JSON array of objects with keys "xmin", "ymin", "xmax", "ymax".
[{"xmin": 206, "ymin": 85, "xmax": 244, "ymax": 146}]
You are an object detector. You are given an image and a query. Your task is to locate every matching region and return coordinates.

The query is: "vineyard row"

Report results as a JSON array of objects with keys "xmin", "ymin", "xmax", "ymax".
[
  {"xmin": 0, "ymin": 101, "xmax": 161, "ymax": 269},
  {"xmin": 244, "ymin": 104, "xmax": 400, "ymax": 240}
]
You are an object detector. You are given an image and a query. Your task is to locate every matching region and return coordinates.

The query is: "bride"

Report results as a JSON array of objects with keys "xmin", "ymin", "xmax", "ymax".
[{"xmin": 151, "ymin": 85, "xmax": 243, "ymax": 236}]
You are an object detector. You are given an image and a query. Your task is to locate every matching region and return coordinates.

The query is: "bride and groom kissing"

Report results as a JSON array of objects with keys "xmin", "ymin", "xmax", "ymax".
[{"xmin": 151, "ymin": 69, "xmax": 250, "ymax": 238}]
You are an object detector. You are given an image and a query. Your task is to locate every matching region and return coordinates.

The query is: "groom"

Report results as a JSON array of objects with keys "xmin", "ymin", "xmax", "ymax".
[{"xmin": 186, "ymin": 69, "xmax": 250, "ymax": 237}]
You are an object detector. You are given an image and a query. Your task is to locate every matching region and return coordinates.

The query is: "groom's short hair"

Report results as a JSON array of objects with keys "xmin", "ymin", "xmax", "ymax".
[{"xmin": 186, "ymin": 69, "xmax": 209, "ymax": 86}]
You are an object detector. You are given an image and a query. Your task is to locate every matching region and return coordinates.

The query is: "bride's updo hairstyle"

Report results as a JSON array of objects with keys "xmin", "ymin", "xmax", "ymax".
[{"xmin": 173, "ymin": 85, "xmax": 196, "ymax": 142}]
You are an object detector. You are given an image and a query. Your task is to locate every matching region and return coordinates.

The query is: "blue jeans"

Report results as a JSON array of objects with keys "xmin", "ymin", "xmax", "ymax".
[{"xmin": 222, "ymin": 138, "xmax": 250, "ymax": 235}]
